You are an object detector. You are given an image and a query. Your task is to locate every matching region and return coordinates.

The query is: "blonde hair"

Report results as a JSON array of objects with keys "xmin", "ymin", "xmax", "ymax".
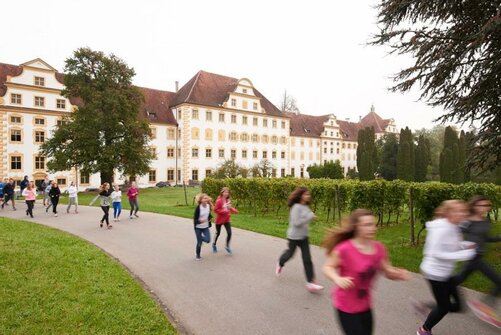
[
  {"xmin": 434, "ymin": 200, "xmax": 467, "ymax": 219},
  {"xmin": 196, "ymin": 193, "xmax": 212, "ymax": 206},
  {"xmin": 322, "ymin": 209, "xmax": 373, "ymax": 254}
]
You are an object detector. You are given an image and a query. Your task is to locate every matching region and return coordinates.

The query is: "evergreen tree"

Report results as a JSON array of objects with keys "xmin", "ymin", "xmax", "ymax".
[
  {"xmin": 440, "ymin": 126, "xmax": 462, "ymax": 183},
  {"xmin": 397, "ymin": 127, "xmax": 415, "ymax": 181},
  {"xmin": 415, "ymin": 134, "xmax": 431, "ymax": 182},
  {"xmin": 356, "ymin": 127, "xmax": 376, "ymax": 180},
  {"xmin": 379, "ymin": 133, "xmax": 398, "ymax": 180}
]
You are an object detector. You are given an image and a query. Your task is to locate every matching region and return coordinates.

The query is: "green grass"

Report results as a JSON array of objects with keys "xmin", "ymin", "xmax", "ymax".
[
  {"xmin": 63, "ymin": 186, "xmax": 501, "ymax": 293},
  {"xmin": 0, "ymin": 218, "xmax": 176, "ymax": 335}
]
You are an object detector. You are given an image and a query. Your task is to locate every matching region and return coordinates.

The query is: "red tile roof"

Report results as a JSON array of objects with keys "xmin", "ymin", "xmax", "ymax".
[
  {"xmin": 171, "ymin": 70, "xmax": 284, "ymax": 117},
  {"xmin": 337, "ymin": 120, "xmax": 362, "ymax": 142},
  {"xmin": 138, "ymin": 87, "xmax": 177, "ymax": 125},
  {"xmin": 360, "ymin": 111, "xmax": 390, "ymax": 133},
  {"xmin": 0, "ymin": 63, "xmax": 23, "ymax": 97},
  {"xmin": 285, "ymin": 112, "xmax": 329, "ymax": 138}
]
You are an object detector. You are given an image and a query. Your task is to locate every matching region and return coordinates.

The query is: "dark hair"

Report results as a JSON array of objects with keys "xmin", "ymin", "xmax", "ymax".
[
  {"xmin": 287, "ymin": 187, "xmax": 310, "ymax": 208},
  {"xmin": 468, "ymin": 195, "xmax": 489, "ymax": 215},
  {"xmin": 322, "ymin": 209, "xmax": 373, "ymax": 254}
]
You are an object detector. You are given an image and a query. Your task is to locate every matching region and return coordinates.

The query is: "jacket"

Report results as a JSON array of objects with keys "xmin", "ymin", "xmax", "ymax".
[
  {"xmin": 3, "ymin": 183, "xmax": 14, "ymax": 196},
  {"xmin": 461, "ymin": 218, "xmax": 501, "ymax": 255},
  {"xmin": 193, "ymin": 205, "xmax": 212, "ymax": 227},
  {"xmin": 214, "ymin": 196, "xmax": 238, "ymax": 224},
  {"xmin": 49, "ymin": 187, "xmax": 61, "ymax": 199}
]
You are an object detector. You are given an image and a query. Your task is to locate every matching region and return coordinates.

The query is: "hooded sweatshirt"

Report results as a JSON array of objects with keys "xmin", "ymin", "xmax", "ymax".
[{"xmin": 420, "ymin": 218, "xmax": 476, "ymax": 281}]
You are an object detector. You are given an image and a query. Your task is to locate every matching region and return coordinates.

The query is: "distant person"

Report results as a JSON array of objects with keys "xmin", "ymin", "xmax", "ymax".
[
  {"xmin": 111, "ymin": 184, "xmax": 122, "ymax": 222},
  {"xmin": 127, "ymin": 181, "xmax": 139, "ymax": 219},
  {"xmin": 19, "ymin": 175, "xmax": 29, "ymax": 198},
  {"xmin": 275, "ymin": 187, "xmax": 323, "ymax": 293},
  {"xmin": 44, "ymin": 181, "xmax": 53, "ymax": 212},
  {"xmin": 48, "ymin": 182, "xmax": 61, "ymax": 217},
  {"xmin": 2, "ymin": 178, "xmax": 16, "ymax": 210},
  {"xmin": 90, "ymin": 183, "xmax": 112, "ymax": 228},
  {"xmin": 322, "ymin": 208, "xmax": 409, "ymax": 335},
  {"xmin": 415, "ymin": 200, "xmax": 476, "ymax": 335},
  {"xmin": 66, "ymin": 181, "xmax": 79, "ymax": 214},
  {"xmin": 213, "ymin": 187, "xmax": 238, "ymax": 254},
  {"xmin": 0, "ymin": 177, "xmax": 6, "ymax": 208},
  {"xmin": 22, "ymin": 181, "xmax": 37, "ymax": 218},
  {"xmin": 40, "ymin": 176, "xmax": 50, "ymax": 206},
  {"xmin": 193, "ymin": 193, "xmax": 213, "ymax": 260}
]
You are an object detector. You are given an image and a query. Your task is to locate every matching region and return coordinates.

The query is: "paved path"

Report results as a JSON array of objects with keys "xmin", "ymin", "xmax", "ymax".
[{"xmin": 1, "ymin": 204, "xmax": 498, "ymax": 335}]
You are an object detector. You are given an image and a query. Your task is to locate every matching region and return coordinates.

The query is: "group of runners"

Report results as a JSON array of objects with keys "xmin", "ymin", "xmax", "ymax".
[{"xmin": 194, "ymin": 186, "xmax": 501, "ymax": 334}]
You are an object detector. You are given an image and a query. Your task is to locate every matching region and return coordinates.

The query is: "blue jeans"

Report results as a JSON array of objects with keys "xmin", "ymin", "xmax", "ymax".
[
  {"xmin": 195, "ymin": 227, "xmax": 211, "ymax": 257},
  {"xmin": 113, "ymin": 202, "xmax": 122, "ymax": 218}
]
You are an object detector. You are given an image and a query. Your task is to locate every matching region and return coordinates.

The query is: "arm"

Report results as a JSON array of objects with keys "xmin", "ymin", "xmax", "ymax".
[
  {"xmin": 214, "ymin": 198, "xmax": 229, "ymax": 215},
  {"xmin": 193, "ymin": 206, "xmax": 200, "ymax": 226},
  {"xmin": 381, "ymin": 259, "xmax": 410, "ymax": 281},
  {"xmin": 323, "ymin": 250, "xmax": 354, "ymax": 289}
]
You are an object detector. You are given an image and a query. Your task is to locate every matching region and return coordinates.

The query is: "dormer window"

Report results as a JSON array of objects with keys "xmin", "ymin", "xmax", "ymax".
[
  {"xmin": 147, "ymin": 111, "xmax": 157, "ymax": 119},
  {"xmin": 231, "ymin": 98, "xmax": 236, "ymax": 107},
  {"xmin": 34, "ymin": 76, "xmax": 45, "ymax": 87},
  {"xmin": 242, "ymin": 88, "xmax": 247, "ymax": 94}
]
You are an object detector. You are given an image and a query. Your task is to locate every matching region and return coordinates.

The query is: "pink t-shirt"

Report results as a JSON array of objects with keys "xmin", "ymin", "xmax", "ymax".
[{"xmin": 331, "ymin": 240, "xmax": 387, "ymax": 314}]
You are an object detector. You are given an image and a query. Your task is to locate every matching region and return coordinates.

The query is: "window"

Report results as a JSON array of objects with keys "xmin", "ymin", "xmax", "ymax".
[
  {"xmin": 149, "ymin": 147, "xmax": 157, "ymax": 159},
  {"xmin": 35, "ymin": 156, "xmax": 45, "ymax": 170},
  {"xmin": 167, "ymin": 128, "xmax": 175, "ymax": 139},
  {"xmin": 150, "ymin": 127, "xmax": 157, "ymax": 139},
  {"xmin": 34, "ymin": 117, "xmax": 45, "ymax": 125},
  {"xmin": 231, "ymin": 98, "xmax": 236, "ymax": 107},
  {"xmin": 252, "ymin": 134, "xmax": 259, "ymax": 142},
  {"xmin": 330, "ymin": 148, "xmax": 333, "ymax": 154},
  {"xmin": 300, "ymin": 139, "xmax": 304, "ymax": 147},
  {"xmin": 336, "ymin": 148, "xmax": 340, "ymax": 154},
  {"xmin": 300, "ymin": 167, "xmax": 304, "ymax": 178},
  {"xmin": 192, "ymin": 109, "xmax": 199, "ymax": 119},
  {"xmin": 280, "ymin": 136, "xmax": 287, "ymax": 145},
  {"xmin": 231, "ymin": 114, "xmax": 237, "ymax": 124},
  {"xmin": 218, "ymin": 130, "xmax": 226, "ymax": 141},
  {"xmin": 272, "ymin": 169, "xmax": 277, "ymax": 178},
  {"xmin": 205, "ymin": 169, "xmax": 212, "ymax": 177},
  {"xmin": 242, "ymin": 88, "xmax": 247, "ymax": 94},
  {"xmin": 34, "ymin": 76, "xmax": 45, "ymax": 86},
  {"xmin": 229, "ymin": 132, "xmax": 237, "ymax": 141},
  {"xmin": 291, "ymin": 138, "xmax": 296, "ymax": 146},
  {"xmin": 242, "ymin": 150, "xmax": 247, "ymax": 158},
  {"xmin": 80, "ymin": 172, "xmax": 90, "ymax": 184},
  {"xmin": 300, "ymin": 152, "xmax": 305, "ymax": 160},
  {"xmin": 167, "ymin": 169, "xmax": 174, "ymax": 181},
  {"xmin": 167, "ymin": 148, "xmax": 174, "ymax": 158},
  {"xmin": 57, "ymin": 99, "xmax": 66, "ymax": 109},
  {"xmin": 272, "ymin": 120, "xmax": 277, "ymax": 128},
  {"xmin": 206, "ymin": 148, "xmax": 212, "ymax": 158},
  {"xmin": 330, "ymin": 131, "xmax": 333, "ymax": 136},
  {"xmin": 191, "ymin": 128, "xmax": 199, "ymax": 140},
  {"xmin": 281, "ymin": 151, "xmax": 285, "ymax": 159},
  {"xmin": 253, "ymin": 117, "xmax": 258, "ymax": 126},
  {"xmin": 281, "ymin": 168, "xmax": 285, "ymax": 177},
  {"xmin": 242, "ymin": 116, "xmax": 248, "ymax": 125},
  {"xmin": 192, "ymin": 169, "xmax": 199, "ymax": 181},
  {"xmin": 309, "ymin": 152, "xmax": 313, "ymax": 160},
  {"xmin": 34, "ymin": 96, "xmax": 45, "ymax": 107},
  {"xmin": 57, "ymin": 178, "xmax": 67, "ymax": 186},
  {"xmin": 263, "ymin": 119, "xmax": 268, "ymax": 127},
  {"xmin": 149, "ymin": 170, "xmax": 156, "ymax": 182},
  {"xmin": 231, "ymin": 149, "xmax": 236, "ymax": 159},
  {"xmin": 177, "ymin": 169, "xmax": 181, "ymax": 181},
  {"xmin": 253, "ymin": 102, "xmax": 258, "ymax": 111},
  {"xmin": 10, "ymin": 129, "xmax": 22, "ymax": 142},
  {"xmin": 219, "ymin": 149, "xmax": 225, "ymax": 158},
  {"xmin": 177, "ymin": 110, "xmax": 182, "ymax": 119},
  {"xmin": 192, "ymin": 148, "xmax": 199, "ymax": 158},
  {"xmin": 241, "ymin": 133, "xmax": 249, "ymax": 142},
  {"xmin": 10, "ymin": 93, "xmax": 21, "ymax": 104},
  {"xmin": 272, "ymin": 151, "xmax": 277, "ymax": 159},
  {"xmin": 342, "ymin": 143, "xmax": 346, "ymax": 149},
  {"xmin": 205, "ymin": 129, "xmax": 213, "ymax": 140},
  {"xmin": 348, "ymin": 143, "xmax": 351, "ymax": 149},
  {"xmin": 253, "ymin": 150, "xmax": 258, "ymax": 158},
  {"xmin": 291, "ymin": 168, "xmax": 295, "ymax": 177},
  {"xmin": 242, "ymin": 100, "xmax": 248, "ymax": 109},
  {"xmin": 10, "ymin": 156, "xmax": 21, "ymax": 170},
  {"xmin": 281, "ymin": 121, "xmax": 285, "ymax": 129},
  {"xmin": 291, "ymin": 152, "xmax": 296, "ymax": 160},
  {"xmin": 206, "ymin": 111, "xmax": 212, "ymax": 121},
  {"xmin": 271, "ymin": 136, "xmax": 278, "ymax": 144},
  {"xmin": 219, "ymin": 113, "xmax": 225, "ymax": 122},
  {"xmin": 262, "ymin": 135, "xmax": 269, "ymax": 143},
  {"xmin": 263, "ymin": 151, "xmax": 267, "ymax": 159},
  {"xmin": 10, "ymin": 115, "xmax": 22, "ymax": 124},
  {"xmin": 324, "ymin": 148, "xmax": 327, "ymax": 154},
  {"xmin": 35, "ymin": 130, "xmax": 45, "ymax": 143}
]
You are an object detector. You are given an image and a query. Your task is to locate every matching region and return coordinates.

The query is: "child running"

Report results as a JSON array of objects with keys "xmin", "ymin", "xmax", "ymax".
[
  {"xmin": 322, "ymin": 208, "xmax": 409, "ymax": 335},
  {"xmin": 213, "ymin": 187, "xmax": 238, "ymax": 254},
  {"xmin": 193, "ymin": 193, "xmax": 213, "ymax": 260},
  {"xmin": 48, "ymin": 182, "xmax": 61, "ymax": 217},
  {"xmin": 94, "ymin": 183, "xmax": 112, "ymax": 228},
  {"xmin": 127, "ymin": 181, "xmax": 139, "ymax": 219},
  {"xmin": 111, "ymin": 185, "xmax": 122, "ymax": 222},
  {"xmin": 275, "ymin": 187, "xmax": 324, "ymax": 293},
  {"xmin": 2, "ymin": 178, "xmax": 16, "ymax": 210},
  {"xmin": 22, "ymin": 181, "xmax": 37, "ymax": 218},
  {"xmin": 416, "ymin": 200, "xmax": 476, "ymax": 335},
  {"xmin": 44, "ymin": 181, "xmax": 53, "ymax": 212},
  {"xmin": 66, "ymin": 181, "xmax": 78, "ymax": 214}
]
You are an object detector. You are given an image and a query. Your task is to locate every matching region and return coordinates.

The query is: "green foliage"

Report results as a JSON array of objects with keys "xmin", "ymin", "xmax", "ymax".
[
  {"xmin": 415, "ymin": 134, "xmax": 431, "ymax": 182},
  {"xmin": 213, "ymin": 159, "xmax": 241, "ymax": 179},
  {"xmin": 379, "ymin": 133, "xmax": 398, "ymax": 180},
  {"xmin": 307, "ymin": 160, "xmax": 344, "ymax": 179},
  {"xmin": 39, "ymin": 48, "xmax": 152, "ymax": 184},
  {"xmin": 356, "ymin": 127, "xmax": 377, "ymax": 181},
  {"xmin": 397, "ymin": 127, "xmax": 415, "ymax": 181}
]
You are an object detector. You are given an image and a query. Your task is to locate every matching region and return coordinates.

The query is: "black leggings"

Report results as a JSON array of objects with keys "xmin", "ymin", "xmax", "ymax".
[
  {"xmin": 129, "ymin": 199, "xmax": 139, "ymax": 216},
  {"xmin": 51, "ymin": 197, "xmax": 59, "ymax": 214},
  {"xmin": 454, "ymin": 255, "xmax": 501, "ymax": 298},
  {"xmin": 26, "ymin": 200, "xmax": 35, "ymax": 217},
  {"xmin": 214, "ymin": 222, "xmax": 232, "ymax": 246},
  {"xmin": 101, "ymin": 206, "xmax": 110, "ymax": 226},
  {"xmin": 279, "ymin": 238, "xmax": 314, "ymax": 282},
  {"xmin": 423, "ymin": 278, "xmax": 460, "ymax": 331},
  {"xmin": 337, "ymin": 309, "xmax": 373, "ymax": 335}
]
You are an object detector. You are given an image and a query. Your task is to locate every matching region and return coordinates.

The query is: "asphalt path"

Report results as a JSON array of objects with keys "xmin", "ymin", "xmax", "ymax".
[{"xmin": 1, "ymin": 204, "xmax": 498, "ymax": 335}]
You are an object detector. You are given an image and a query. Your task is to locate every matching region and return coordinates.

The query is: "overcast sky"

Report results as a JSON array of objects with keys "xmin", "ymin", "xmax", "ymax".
[{"xmin": 2, "ymin": 0, "xmax": 454, "ymax": 130}]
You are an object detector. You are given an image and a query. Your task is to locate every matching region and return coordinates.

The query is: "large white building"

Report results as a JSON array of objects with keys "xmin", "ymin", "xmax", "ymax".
[{"xmin": 0, "ymin": 58, "xmax": 397, "ymax": 188}]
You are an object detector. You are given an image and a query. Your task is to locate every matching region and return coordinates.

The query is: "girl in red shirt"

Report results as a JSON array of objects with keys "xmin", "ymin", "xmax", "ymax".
[{"xmin": 213, "ymin": 187, "xmax": 238, "ymax": 254}]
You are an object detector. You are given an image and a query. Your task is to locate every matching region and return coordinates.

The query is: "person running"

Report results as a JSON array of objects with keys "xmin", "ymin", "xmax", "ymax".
[
  {"xmin": 111, "ymin": 185, "xmax": 122, "ymax": 222},
  {"xmin": 213, "ymin": 187, "xmax": 238, "ymax": 254},
  {"xmin": 91, "ymin": 183, "xmax": 112, "ymax": 228},
  {"xmin": 416, "ymin": 200, "xmax": 477, "ymax": 335},
  {"xmin": 275, "ymin": 187, "xmax": 323, "ymax": 293},
  {"xmin": 0, "ymin": 177, "xmax": 5, "ymax": 208},
  {"xmin": 41, "ymin": 176, "xmax": 50, "ymax": 206},
  {"xmin": 454, "ymin": 196, "xmax": 501, "ymax": 309},
  {"xmin": 322, "ymin": 208, "xmax": 409, "ymax": 335},
  {"xmin": 22, "ymin": 181, "xmax": 37, "ymax": 218},
  {"xmin": 193, "ymin": 193, "xmax": 213, "ymax": 260},
  {"xmin": 127, "ymin": 181, "xmax": 139, "ymax": 219},
  {"xmin": 44, "ymin": 181, "xmax": 53, "ymax": 212},
  {"xmin": 19, "ymin": 175, "xmax": 29, "ymax": 198},
  {"xmin": 2, "ymin": 178, "xmax": 16, "ymax": 210},
  {"xmin": 66, "ymin": 181, "xmax": 79, "ymax": 214},
  {"xmin": 48, "ymin": 182, "xmax": 61, "ymax": 217}
]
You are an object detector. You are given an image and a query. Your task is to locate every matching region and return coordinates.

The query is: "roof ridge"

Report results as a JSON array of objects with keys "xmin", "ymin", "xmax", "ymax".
[{"xmin": 184, "ymin": 70, "xmax": 202, "ymax": 103}]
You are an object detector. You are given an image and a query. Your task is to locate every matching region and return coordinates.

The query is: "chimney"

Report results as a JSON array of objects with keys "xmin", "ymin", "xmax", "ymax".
[
  {"xmin": 175, "ymin": 81, "xmax": 179, "ymax": 92},
  {"xmin": 359, "ymin": 115, "xmax": 362, "ymax": 121}
]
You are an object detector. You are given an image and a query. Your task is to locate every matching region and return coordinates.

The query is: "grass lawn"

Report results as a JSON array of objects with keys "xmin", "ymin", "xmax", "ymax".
[
  {"xmin": 0, "ymin": 217, "xmax": 176, "ymax": 335},
  {"xmin": 60, "ymin": 186, "xmax": 501, "ymax": 293}
]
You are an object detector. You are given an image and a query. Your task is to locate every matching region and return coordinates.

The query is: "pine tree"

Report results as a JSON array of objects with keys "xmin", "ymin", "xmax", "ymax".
[
  {"xmin": 397, "ymin": 127, "xmax": 415, "ymax": 181},
  {"xmin": 379, "ymin": 133, "xmax": 398, "ymax": 180},
  {"xmin": 356, "ymin": 127, "xmax": 376, "ymax": 180},
  {"xmin": 415, "ymin": 134, "xmax": 430, "ymax": 182},
  {"xmin": 440, "ymin": 127, "xmax": 462, "ymax": 183}
]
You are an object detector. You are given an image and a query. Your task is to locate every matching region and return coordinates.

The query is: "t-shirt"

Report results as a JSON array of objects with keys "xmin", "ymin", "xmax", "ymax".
[
  {"xmin": 111, "ymin": 190, "xmax": 122, "ymax": 203},
  {"xmin": 196, "ymin": 204, "xmax": 210, "ymax": 229},
  {"xmin": 332, "ymin": 240, "xmax": 387, "ymax": 314}
]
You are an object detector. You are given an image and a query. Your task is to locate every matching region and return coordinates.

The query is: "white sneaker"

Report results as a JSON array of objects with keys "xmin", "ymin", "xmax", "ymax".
[
  {"xmin": 54, "ymin": 213, "xmax": 58, "ymax": 217},
  {"xmin": 306, "ymin": 282, "xmax": 324, "ymax": 293}
]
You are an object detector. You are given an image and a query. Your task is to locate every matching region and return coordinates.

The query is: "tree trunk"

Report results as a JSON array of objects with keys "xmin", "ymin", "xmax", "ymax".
[{"xmin": 100, "ymin": 170, "xmax": 114, "ymax": 185}]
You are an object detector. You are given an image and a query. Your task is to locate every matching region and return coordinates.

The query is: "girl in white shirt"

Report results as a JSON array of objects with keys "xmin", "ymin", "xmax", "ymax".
[
  {"xmin": 66, "ymin": 181, "xmax": 78, "ymax": 214},
  {"xmin": 193, "ymin": 193, "xmax": 213, "ymax": 260},
  {"xmin": 111, "ymin": 185, "xmax": 122, "ymax": 222}
]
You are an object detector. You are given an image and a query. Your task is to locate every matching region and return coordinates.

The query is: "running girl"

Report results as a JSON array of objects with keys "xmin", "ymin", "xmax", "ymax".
[
  {"xmin": 22, "ymin": 181, "xmax": 36, "ymax": 218},
  {"xmin": 111, "ymin": 185, "xmax": 122, "ymax": 222},
  {"xmin": 66, "ymin": 181, "xmax": 78, "ymax": 214},
  {"xmin": 48, "ymin": 182, "xmax": 61, "ymax": 217},
  {"xmin": 127, "ymin": 181, "xmax": 139, "ymax": 219},
  {"xmin": 193, "ymin": 193, "xmax": 213, "ymax": 260},
  {"xmin": 213, "ymin": 187, "xmax": 238, "ymax": 254}
]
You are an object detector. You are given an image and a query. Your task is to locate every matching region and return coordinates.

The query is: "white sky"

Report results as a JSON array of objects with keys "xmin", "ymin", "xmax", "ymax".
[{"xmin": 2, "ymin": 0, "xmax": 452, "ymax": 130}]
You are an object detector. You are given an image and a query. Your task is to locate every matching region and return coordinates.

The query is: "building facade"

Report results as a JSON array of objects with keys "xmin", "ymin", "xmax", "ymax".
[{"xmin": 0, "ymin": 58, "xmax": 397, "ymax": 188}]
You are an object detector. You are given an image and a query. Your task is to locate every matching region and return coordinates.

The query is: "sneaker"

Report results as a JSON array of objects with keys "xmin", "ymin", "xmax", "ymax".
[
  {"xmin": 416, "ymin": 327, "xmax": 432, "ymax": 335},
  {"xmin": 30, "ymin": 215, "xmax": 34, "ymax": 218},
  {"xmin": 75, "ymin": 211, "xmax": 78, "ymax": 214},
  {"xmin": 134, "ymin": 213, "xmax": 139, "ymax": 218},
  {"xmin": 66, "ymin": 208, "xmax": 69, "ymax": 214},
  {"xmin": 26, "ymin": 210, "xmax": 29, "ymax": 216},
  {"xmin": 129, "ymin": 215, "xmax": 133, "ymax": 219},
  {"xmin": 107, "ymin": 225, "xmax": 113, "ymax": 229},
  {"xmin": 117, "ymin": 218, "xmax": 120, "ymax": 222},
  {"xmin": 54, "ymin": 213, "xmax": 58, "ymax": 217},
  {"xmin": 468, "ymin": 299, "xmax": 501, "ymax": 328},
  {"xmin": 196, "ymin": 256, "xmax": 202, "ymax": 261},
  {"xmin": 100, "ymin": 221, "xmax": 103, "ymax": 228},
  {"xmin": 275, "ymin": 263, "xmax": 283, "ymax": 277},
  {"xmin": 113, "ymin": 218, "xmax": 117, "ymax": 222},
  {"xmin": 225, "ymin": 246, "xmax": 232, "ymax": 254},
  {"xmin": 306, "ymin": 282, "xmax": 324, "ymax": 293},
  {"xmin": 212, "ymin": 244, "xmax": 218, "ymax": 253}
]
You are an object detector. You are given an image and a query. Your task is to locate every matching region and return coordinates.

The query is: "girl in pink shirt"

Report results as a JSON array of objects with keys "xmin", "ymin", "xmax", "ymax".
[
  {"xmin": 22, "ymin": 181, "xmax": 37, "ymax": 218},
  {"xmin": 322, "ymin": 209, "xmax": 409, "ymax": 335}
]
